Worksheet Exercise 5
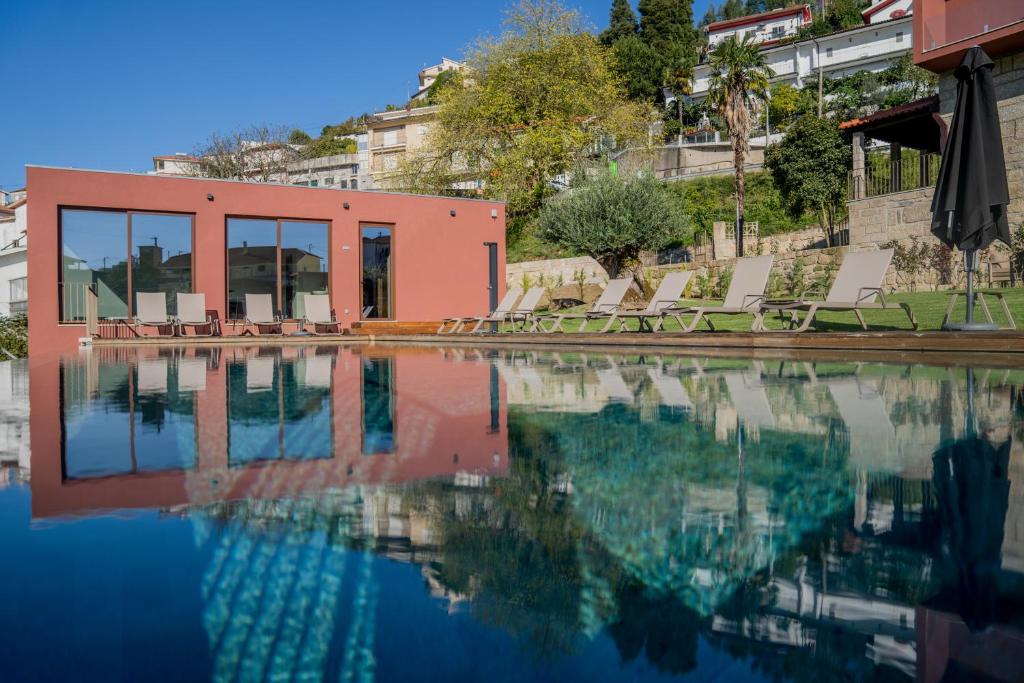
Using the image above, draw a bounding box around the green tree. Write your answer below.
[537,172,681,289]
[612,34,664,101]
[399,0,652,225]
[638,0,699,98]
[288,129,312,145]
[762,83,815,131]
[600,0,639,45]
[706,34,773,256]
[720,0,745,19]
[699,3,718,27]
[764,114,851,246]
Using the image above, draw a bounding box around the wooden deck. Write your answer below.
[89,328,1024,367]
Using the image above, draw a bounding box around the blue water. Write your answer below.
[0,346,1022,682]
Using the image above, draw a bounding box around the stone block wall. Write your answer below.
[506,256,607,289]
[848,187,936,246]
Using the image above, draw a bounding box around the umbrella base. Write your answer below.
[942,321,1000,331]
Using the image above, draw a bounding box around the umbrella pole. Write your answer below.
[966,249,976,326]
[945,249,999,330]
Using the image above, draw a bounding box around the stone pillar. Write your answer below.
[851,132,866,200]
[712,221,735,260]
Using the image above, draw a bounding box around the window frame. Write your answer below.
[57,206,196,323]
[224,215,332,321]
[358,222,396,321]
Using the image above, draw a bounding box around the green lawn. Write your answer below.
[501,289,1024,333]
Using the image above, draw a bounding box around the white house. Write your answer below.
[0,198,27,317]
[152,153,199,175]
[705,4,812,49]
[692,15,914,99]
[411,57,465,101]
[862,0,912,25]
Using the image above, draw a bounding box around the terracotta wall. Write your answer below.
[26,167,506,355]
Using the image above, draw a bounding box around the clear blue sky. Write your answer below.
[0,0,714,189]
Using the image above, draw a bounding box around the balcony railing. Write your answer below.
[850,153,941,200]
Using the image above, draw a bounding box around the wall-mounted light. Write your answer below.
[491,209,498,219]
[450,209,457,217]
[343,202,350,210]
[206,193,214,201]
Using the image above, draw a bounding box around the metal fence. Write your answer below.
[850,152,942,199]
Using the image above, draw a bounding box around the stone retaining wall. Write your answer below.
[506,256,607,288]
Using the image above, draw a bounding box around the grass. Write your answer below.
[500,289,1024,333]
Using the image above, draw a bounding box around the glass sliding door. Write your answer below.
[361,226,392,319]
[280,221,329,320]
[227,218,330,320]
[130,213,193,316]
[226,218,278,319]
[59,208,194,322]
[61,209,130,321]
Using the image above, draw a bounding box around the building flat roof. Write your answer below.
[24,165,505,205]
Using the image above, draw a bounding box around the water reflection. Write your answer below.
[8,348,1024,681]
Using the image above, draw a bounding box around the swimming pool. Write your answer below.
[1,345,1022,681]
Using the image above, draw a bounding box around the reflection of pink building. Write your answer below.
[29,346,508,519]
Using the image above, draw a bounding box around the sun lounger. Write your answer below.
[246,354,276,392]
[441,287,522,334]
[132,292,175,336]
[724,370,775,429]
[599,271,693,332]
[177,357,208,392]
[302,294,344,334]
[647,368,693,409]
[298,352,333,388]
[534,278,633,333]
[175,293,216,336]
[757,249,917,332]
[137,358,169,395]
[660,256,774,333]
[472,286,544,333]
[245,293,283,335]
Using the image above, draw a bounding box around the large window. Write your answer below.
[361,225,392,319]
[227,218,329,319]
[60,208,193,321]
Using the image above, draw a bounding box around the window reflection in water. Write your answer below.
[361,355,395,454]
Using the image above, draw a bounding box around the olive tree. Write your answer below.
[536,172,681,291]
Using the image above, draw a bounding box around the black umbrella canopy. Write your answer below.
[930,46,1011,251]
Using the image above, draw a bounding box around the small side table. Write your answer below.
[942,289,1016,330]
[757,300,802,331]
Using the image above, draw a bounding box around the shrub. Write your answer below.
[537,172,681,290]
[883,238,930,292]
[784,258,808,298]
[0,315,27,358]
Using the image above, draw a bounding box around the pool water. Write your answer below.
[1,345,1023,682]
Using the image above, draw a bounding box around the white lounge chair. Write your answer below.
[246,355,276,392]
[133,292,175,336]
[245,293,283,335]
[178,357,208,392]
[724,371,775,429]
[137,358,169,395]
[647,368,693,409]
[599,271,693,332]
[176,293,216,336]
[661,255,774,333]
[302,294,344,335]
[535,278,633,333]
[473,286,545,333]
[757,249,918,333]
[441,287,522,334]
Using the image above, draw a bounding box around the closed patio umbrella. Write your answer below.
[931,46,1011,330]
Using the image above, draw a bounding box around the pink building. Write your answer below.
[26,166,506,355]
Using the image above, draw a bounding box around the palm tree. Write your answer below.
[706,35,774,256]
